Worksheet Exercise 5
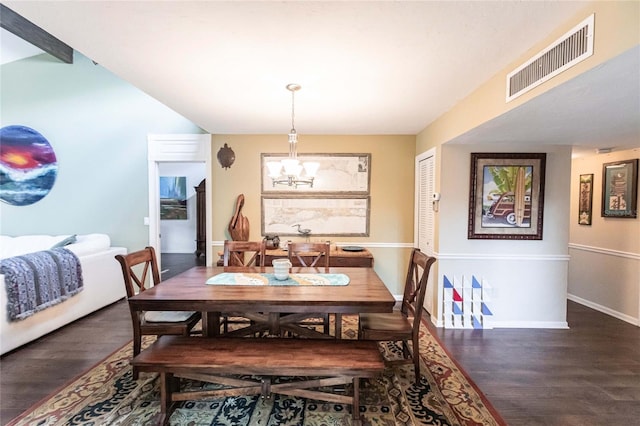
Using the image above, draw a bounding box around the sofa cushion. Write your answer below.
[66,234,111,257]
[1,235,73,259]
[51,234,77,249]
[0,234,112,259]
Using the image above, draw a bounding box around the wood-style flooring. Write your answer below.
[1,253,638,425]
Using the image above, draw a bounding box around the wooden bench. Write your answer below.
[132,336,385,425]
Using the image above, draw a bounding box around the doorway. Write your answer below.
[147,134,213,269]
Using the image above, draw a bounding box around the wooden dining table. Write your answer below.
[128,266,396,339]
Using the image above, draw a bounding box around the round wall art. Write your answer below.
[0,125,58,206]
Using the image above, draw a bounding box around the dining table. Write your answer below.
[128,265,396,339]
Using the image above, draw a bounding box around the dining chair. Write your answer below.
[358,248,436,382]
[223,240,266,267]
[221,240,266,333]
[287,241,332,335]
[115,246,201,379]
[287,241,330,268]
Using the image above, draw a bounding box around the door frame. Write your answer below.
[147,134,213,266]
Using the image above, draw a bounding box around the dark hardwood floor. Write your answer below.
[1,253,638,425]
[432,303,640,425]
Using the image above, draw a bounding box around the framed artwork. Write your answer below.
[0,125,58,206]
[261,195,370,236]
[578,174,594,225]
[261,153,370,194]
[601,159,638,218]
[159,176,187,220]
[468,153,546,240]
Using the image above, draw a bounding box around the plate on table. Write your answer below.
[341,246,364,252]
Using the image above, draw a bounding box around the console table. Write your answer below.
[217,247,373,268]
[264,247,373,268]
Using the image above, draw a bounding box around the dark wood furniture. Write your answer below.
[128,266,395,340]
[287,241,330,267]
[223,240,266,267]
[132,336,384,425]
[216,247,374,267]
[221,240,266,332]
[358,248,436,382]
[266,246,375,267]
[194,179,206,258]
[114,247,201,379]
[286,242,331,334]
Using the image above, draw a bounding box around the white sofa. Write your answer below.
[0,234,126,355]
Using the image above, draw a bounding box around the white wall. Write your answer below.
[436,144,572,328]
[158,162,206,253]
[568,147,640,326]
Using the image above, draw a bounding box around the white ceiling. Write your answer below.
[2,1,639,158]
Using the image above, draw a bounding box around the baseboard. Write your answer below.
[485,320,569,329]
[568,294,640,326]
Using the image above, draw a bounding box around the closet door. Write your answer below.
[415,148,436,314]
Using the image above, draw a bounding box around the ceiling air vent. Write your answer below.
[506,14,594,102]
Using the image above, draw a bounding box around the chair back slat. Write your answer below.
[223,240,266,267]
[287,242,330,269]
[115,246,161,298]
[400,248,437,331]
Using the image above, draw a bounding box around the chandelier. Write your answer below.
[266,84,320,188]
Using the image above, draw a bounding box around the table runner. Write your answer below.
[206,272,350,286]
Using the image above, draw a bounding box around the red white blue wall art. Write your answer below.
[0,125,58,206]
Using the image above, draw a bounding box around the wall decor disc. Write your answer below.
[0,125,58,206]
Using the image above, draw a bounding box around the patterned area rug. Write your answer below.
[7,316,505,425]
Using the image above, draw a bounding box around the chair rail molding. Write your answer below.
[568,243,640,260]
[436,252,570,261]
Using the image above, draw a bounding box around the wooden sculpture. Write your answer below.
[228,194,249,241]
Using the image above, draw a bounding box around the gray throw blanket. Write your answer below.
[1,248,84,321]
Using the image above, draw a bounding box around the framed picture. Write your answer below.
[261,195,370,236]
[159,176,187,220]
[261,153,370,194]
[468,153,546,240]
[601,159,638,218]
[578,174,594,225]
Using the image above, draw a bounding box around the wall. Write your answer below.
[413,1,638,327]
[568,148,640,326]
[210,134,416,296]
[158,162,206,253]
[435,144,572,328]
[0,53,202,252]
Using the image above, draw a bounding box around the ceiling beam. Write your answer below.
[0,4,73,64]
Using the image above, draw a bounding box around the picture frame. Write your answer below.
[578,174,594,225]
[159,176,188,220]
[261,153,370,194]
[601,159,638,218]
[261,195,370,236]
[468,153,546,240]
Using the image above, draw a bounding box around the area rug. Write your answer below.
[7,316,505,426]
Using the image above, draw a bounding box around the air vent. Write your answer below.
[506,14,594,102]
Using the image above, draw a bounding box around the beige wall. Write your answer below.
[210,134,416,295]
[569,148,640,325]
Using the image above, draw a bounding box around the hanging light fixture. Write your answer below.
[266,84,319,188]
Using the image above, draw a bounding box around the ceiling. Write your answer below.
[2,1,638,158]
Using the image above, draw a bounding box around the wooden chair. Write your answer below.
[222,240,266,332]
[358,248,436,382]
[287,242,332,335]
[287,241,330,268]
[115,246,201,379]
[223,240,266,267]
